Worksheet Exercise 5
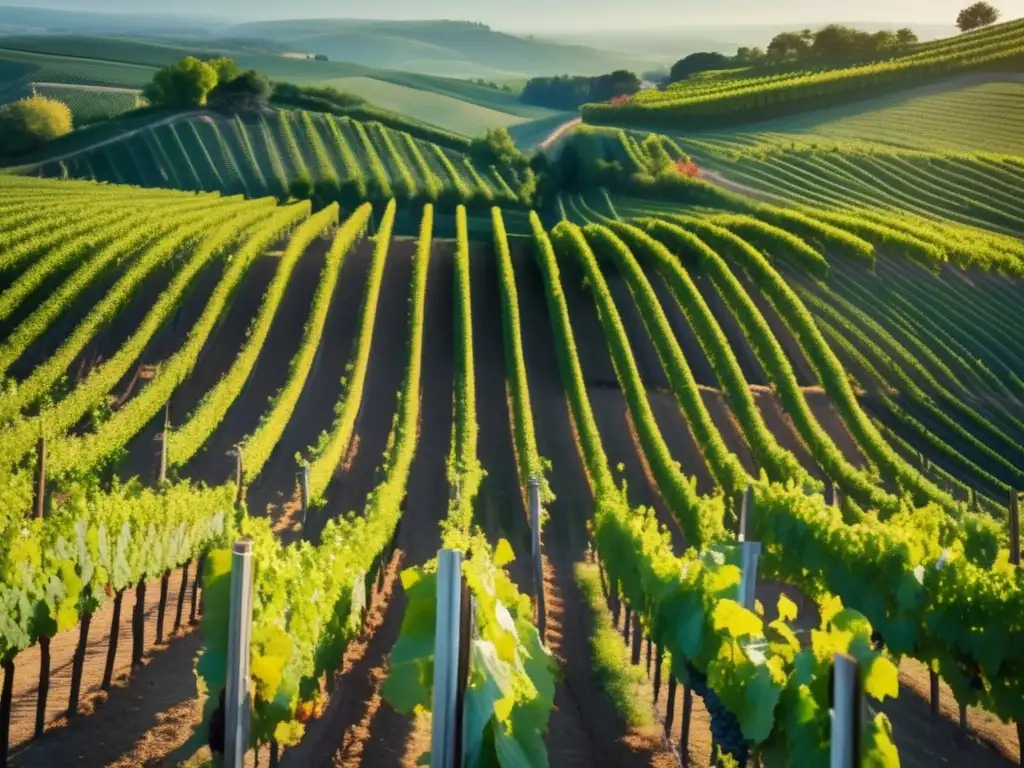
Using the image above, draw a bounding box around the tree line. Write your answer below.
[519,70,642,110]
[667,3,1002,83]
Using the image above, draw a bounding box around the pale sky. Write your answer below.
[6,0,1024,31]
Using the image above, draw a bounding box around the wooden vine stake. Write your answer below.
[0,659,13,767]
[33,435,45,520]
[1010,490,1021,568]
[155,403,169,487]
[431,549,470,768]
[225,540,255,768]
[34,637,50,737]
[299,463,311,532]
[101,591,124,691]
[830,653,863,768]
[67,615,91,717]
[528,477,546,640]
[132,580,147,667]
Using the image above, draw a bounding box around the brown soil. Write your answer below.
[699,388,757,475]
[693,271,767,387]
[751,387,822,479]
[647,270,718,388]
[470,240,533,590]
[246,238,376,526]
[176,238,330,491]
[303,239,417,544]
[512,239,678,767]
[5,254,134,382]
[3,565,203,767]
[324,238,456,767]
[741,273,818,387]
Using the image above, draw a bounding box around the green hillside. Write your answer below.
[17,110,529,210]
[583,17,1024,129]
[0,36,568,136]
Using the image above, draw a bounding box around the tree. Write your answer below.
[0,95,73,154]
[206,57,241,84]
[668,52,730,82]
[896,28,919,47]
[957,2,1000,31]
[734,46,766,64]
[767,30,812,61]
[146,57,218,107]
[469,127,525,169]
[208,70,271,113]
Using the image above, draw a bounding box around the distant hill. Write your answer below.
[0,9,662,79]
[221,19,661,79]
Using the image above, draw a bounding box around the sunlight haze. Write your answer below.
[6,0,1023,30]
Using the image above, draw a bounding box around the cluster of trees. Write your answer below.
[520,70,641,109]
[468,77,514,92]
[668,4,1002,83]
[669,24,920,81]
[0,94,73,154]
[146,57,271,112]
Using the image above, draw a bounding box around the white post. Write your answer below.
[225,540,255,768]
[431,549,463,768]
[830,653,861,768]
[529,477,546,639]
[738,541,762,612]
[738,484,753,541]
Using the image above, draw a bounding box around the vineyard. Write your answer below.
[0,157,1021,768]
[582,18,1024,129]
[13,110,529,210]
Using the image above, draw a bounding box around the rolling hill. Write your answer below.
[584,17,1024,129]
[0,35,571,136]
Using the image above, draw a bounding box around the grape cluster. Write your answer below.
[688,664,749,766]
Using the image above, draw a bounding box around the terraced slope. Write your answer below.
[0,176,1022,767]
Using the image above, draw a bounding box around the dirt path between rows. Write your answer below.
[512,238,679,767]
[3,565,203,766]
[470,239,534,590]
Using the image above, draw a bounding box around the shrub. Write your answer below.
[0,95,73,154]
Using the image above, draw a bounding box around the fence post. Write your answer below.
[67,614,91,717]
[431,549,464,768]
[33,436,45,520]
[299,464,311,532]
[1,659,13,767]
[225,540,255,768]
[231,446,245,508]
[528,477,546,640]
[680,685,693,767]
[156,404,169,486]
[830,653,862,768]
[827,478,840,508]
[101,591,124,691]
[174,561,190,633]
[34,636,50,737]
[156,571,171,645]
[737,484,761,612]
[1010,491,1020,567]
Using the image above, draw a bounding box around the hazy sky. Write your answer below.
[11,0,1024,30]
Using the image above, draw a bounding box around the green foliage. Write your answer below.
[240,205,370,482]
[383,538,556,767]
[305,201,397,503]
[492,208,553,509]
[609,221,812,489]
[146,57,218,107]
[1,480,235,661]
[0,94,73,153]
[958,2,1001,32]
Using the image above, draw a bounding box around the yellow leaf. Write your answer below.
[494,539,515,568]
[777,593,798,623]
